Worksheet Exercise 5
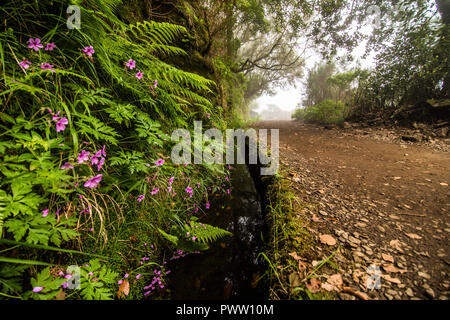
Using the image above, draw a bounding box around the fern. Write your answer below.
[75,114,119,145]
[185,219,232,244]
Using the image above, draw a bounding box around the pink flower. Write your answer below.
[101,145,106,157]
[60,162,74,169]
[151,188,159,195]
[78,150,90,164]
[206,114,211,118]
[135,71,143,80]
[83,46,95,57]
[185,187,193,194]
[40,62,55,73]
[52,111,61,121]
[19,58,31,69]
[28,38,43,51]
[136,274,142,280]
[124,273,129,278]
[88,272,94,276]
[154,158,165,166]
[118,280,123,285]
[137,194,145,202]
[55,117,68,132]
[84,174,103,189]
[168,176,174,185]
[125,59,136,70]
[154,80,158,88]
[32,286,44,293]
[206,201,210,209]
[97,157,105,171]
[192,236,197,241]
[42,209,49,217]
[45,42,56,51]
[167,186,172,192]
[226,189,231,195]
[91,155,99,166]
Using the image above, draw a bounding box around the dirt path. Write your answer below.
[253,120,450,300]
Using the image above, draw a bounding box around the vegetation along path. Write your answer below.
[254,120,450,300]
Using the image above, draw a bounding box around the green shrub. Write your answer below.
[292,100,346,125]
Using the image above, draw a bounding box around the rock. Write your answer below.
[438,127,449,137]
[425,288,436,299]
[377,225,386,232]
[405,288,414,297]
[418,271,431,280]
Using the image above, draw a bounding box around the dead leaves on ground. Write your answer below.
[321,274,343,292]
[381,253,395,263]
[117,279,130,299]
[319,234,336,246]
[305,278,321,293]
[406,233,422,240]
[382,263,407,274]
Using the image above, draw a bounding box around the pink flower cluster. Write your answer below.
[48,109,68,132]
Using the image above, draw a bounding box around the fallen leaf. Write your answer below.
[389,239,403,252]
[322,274,343,292]
[289,273,301,288]
[321,282,334,291]
[440,182,448,186]
[55,290,65,300]
[312,214,321,222]
[382,274,401,284]
[352,270,364,283]
[288,252,301,261]
[298,260,308,273]
[306,278,321,293]
[319,234,337,246]
[327,274,343,288]
[406,233,422,239]
[117,279,130,299]
[382,264,407,274]
[381,253,395,263]
[393,177,401,180]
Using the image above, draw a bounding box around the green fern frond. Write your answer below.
[185,221,232,243]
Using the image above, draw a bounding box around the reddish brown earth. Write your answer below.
[253,120,450,300]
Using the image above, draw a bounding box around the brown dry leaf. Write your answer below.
[381,253,395,263]
[298,260,308,273]
[352,270,364,283]
[306,278,321,293]
[288,252,301,261]
[321,282,334,291]
[322,274,343,292]
[312,214,321,222]
[389,239,403,252]
[319,234,337,246]
[289,273,301,288]
[328,274,343,287]
[55,290,65,300]
[406,233,422,240]
[382,274,401,284]
[382,264,407,274]
[117,279,130,299]
[440,182,448,186]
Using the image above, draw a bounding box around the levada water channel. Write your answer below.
[167,163,269,300]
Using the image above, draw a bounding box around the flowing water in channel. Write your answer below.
[168,164,267,299]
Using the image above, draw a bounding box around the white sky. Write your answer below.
[255,25,376,113]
